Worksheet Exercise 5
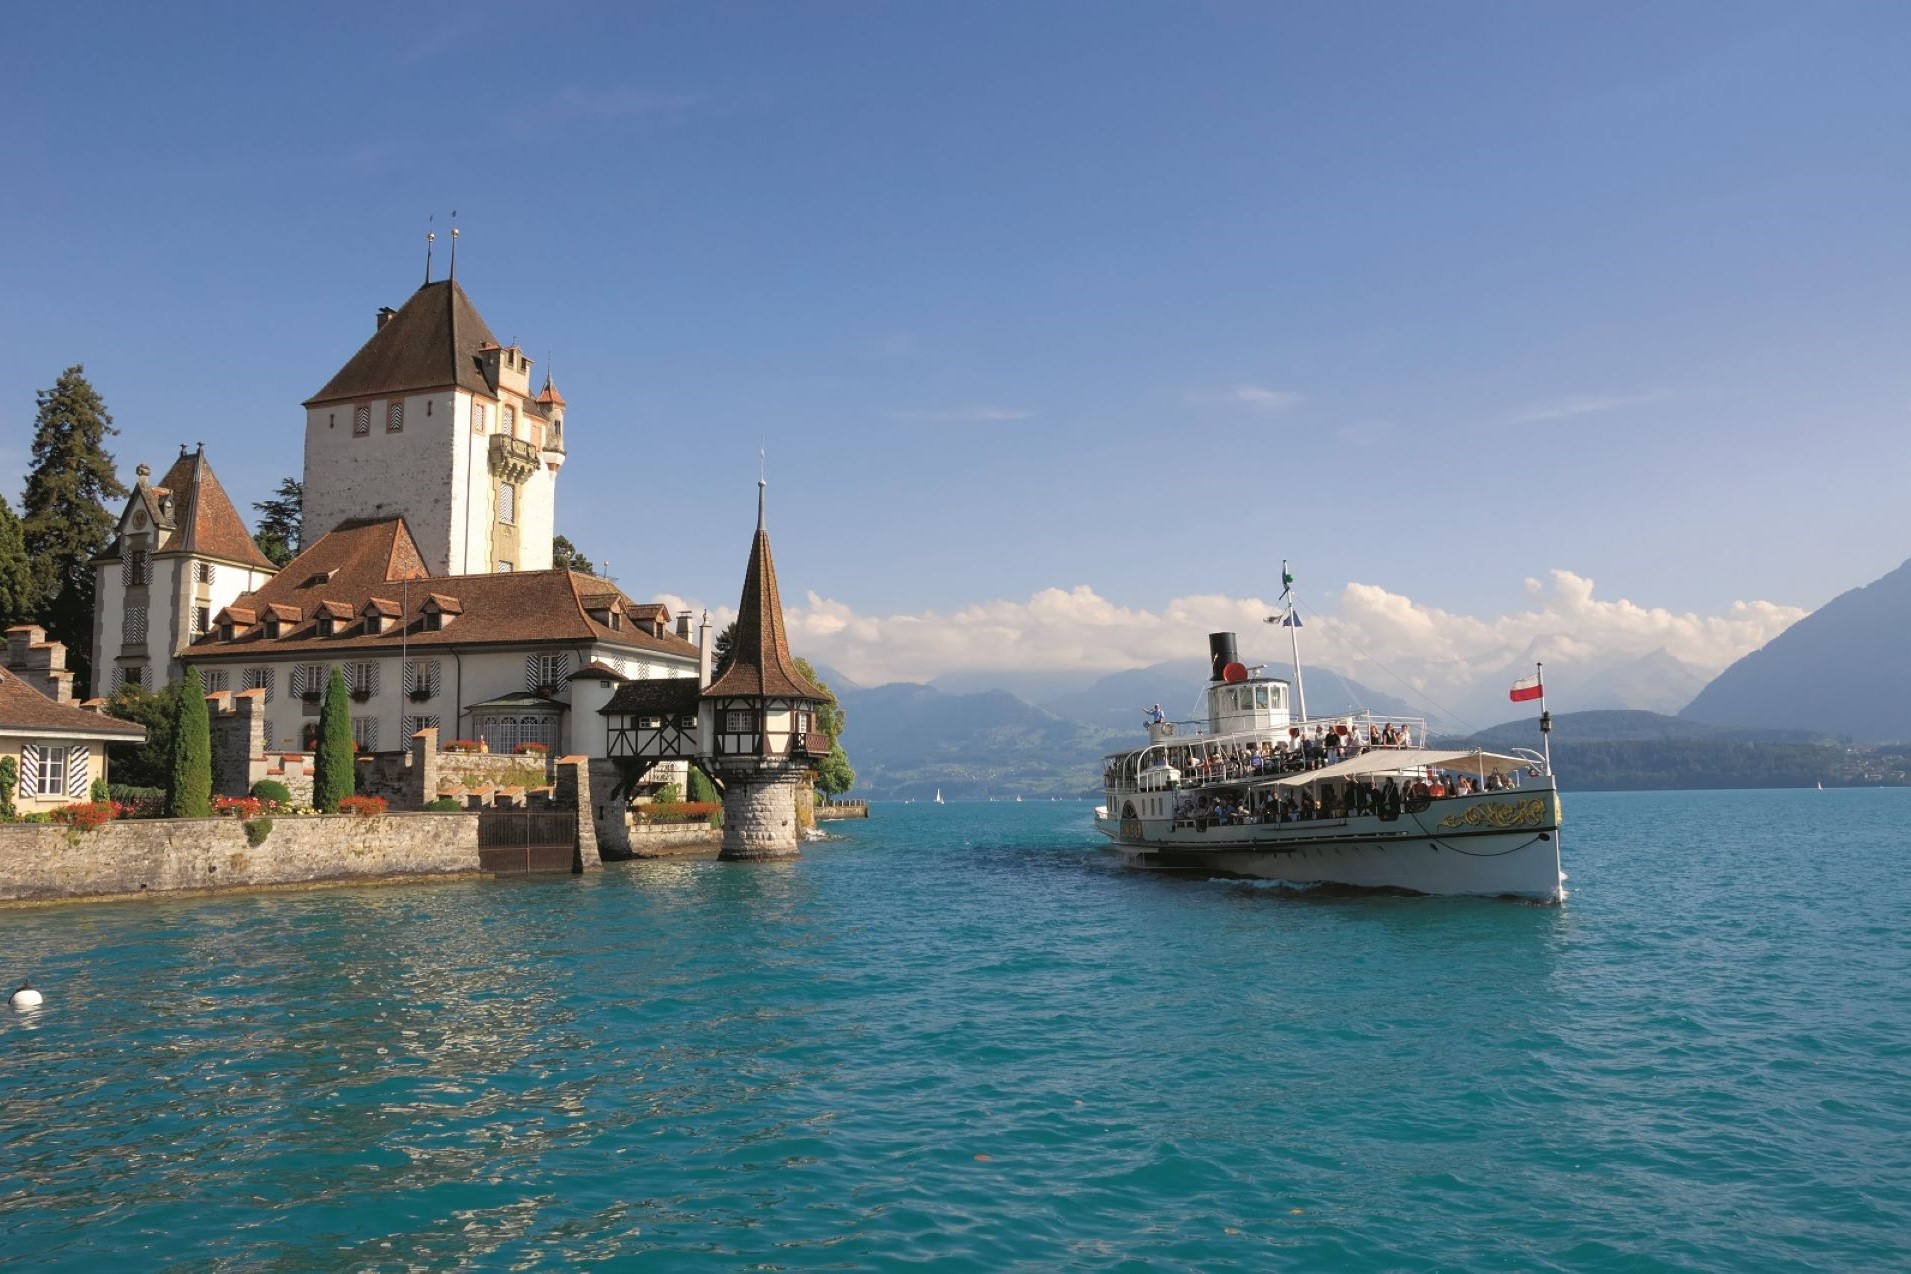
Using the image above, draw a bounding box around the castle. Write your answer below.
[92,276,703,766]
[88,267,831,855]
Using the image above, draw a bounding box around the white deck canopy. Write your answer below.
[1246,747,1538,789]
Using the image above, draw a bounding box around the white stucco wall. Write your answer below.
[189,642,695,758]
[303,391,458,573]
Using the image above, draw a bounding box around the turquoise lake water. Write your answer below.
[4,791,1910,1269]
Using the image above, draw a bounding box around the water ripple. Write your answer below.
[3,792,1909,1268]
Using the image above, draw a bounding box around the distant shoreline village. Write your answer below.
[3,259,838,904]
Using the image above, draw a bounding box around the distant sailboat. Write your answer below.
[934,789,945,805]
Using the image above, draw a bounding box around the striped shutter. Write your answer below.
[17,744,36,799]
[524,655,540,692]
[67,745,90,799]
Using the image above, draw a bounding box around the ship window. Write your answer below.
[1256,687,1269,709]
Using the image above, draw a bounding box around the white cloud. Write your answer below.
[1508,391,1668,425]
[773,573,1806,718]
[887,406,1036,424]
[1191,384,1302,412]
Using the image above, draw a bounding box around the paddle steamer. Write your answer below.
[1093,631,1562,901]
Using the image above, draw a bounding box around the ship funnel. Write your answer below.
[1208,632,1238,683]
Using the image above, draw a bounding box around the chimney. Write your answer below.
[698,611,713,689]
[676,613,693,640]
[4,624,75,704]
[1208,632,1238,683]
[376,306,397,331]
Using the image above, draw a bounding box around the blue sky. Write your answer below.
[2,3,1906,691]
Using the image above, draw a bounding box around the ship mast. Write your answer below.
[1282,561,1308,721]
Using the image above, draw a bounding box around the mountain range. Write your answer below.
[815,553,1911,795]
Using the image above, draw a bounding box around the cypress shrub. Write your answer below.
[167,668,212,818]
[312,667,355,813]
[688,767,723,829]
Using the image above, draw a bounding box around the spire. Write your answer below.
[703,488,825,702]
[536,369,566,407]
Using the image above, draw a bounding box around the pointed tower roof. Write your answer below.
[151,447,277,570]
[305,279,501,406]
[703,483,827,702]
[536,371,566,408]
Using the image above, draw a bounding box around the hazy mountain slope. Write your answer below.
[1682,557,1911,741]
[832,682,1125,799]
[1038,659,1421,729]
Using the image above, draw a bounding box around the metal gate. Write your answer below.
[477,811,578,875]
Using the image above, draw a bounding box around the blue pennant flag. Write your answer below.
[1282,610,1303,628]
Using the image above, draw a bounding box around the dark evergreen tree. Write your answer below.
[167,668,212,818]
[712,620,737,679]
[104,680,180,790]
[312,666,355,812]
[251,477,303,568]
[0,493,34,630]
[551,534,595,575]
[21,366,126,693]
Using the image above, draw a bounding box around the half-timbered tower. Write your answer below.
[700,484,830,858]
[600,485,828,858]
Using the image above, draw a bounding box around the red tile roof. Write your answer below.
[185,519,700,661]
[0,668,146,738]
[151,449,278,570]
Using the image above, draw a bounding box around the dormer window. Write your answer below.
[420,594,461,631]
[264,618,282,640]
[608,610,622,631]
[218,620,236,641]
[317,614,337,637]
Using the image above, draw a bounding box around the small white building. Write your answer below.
[91,447,279,694]
[3,625,146,813]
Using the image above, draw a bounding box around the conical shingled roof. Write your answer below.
[305,279,501,406]
[703,490,826,702]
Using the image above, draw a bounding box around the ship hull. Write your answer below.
[1095,788,1564,902]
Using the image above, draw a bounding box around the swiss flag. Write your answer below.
[1509,674,1544,703]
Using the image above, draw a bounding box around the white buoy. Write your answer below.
[10,981,43,1009]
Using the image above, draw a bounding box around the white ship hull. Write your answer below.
[1094,784,1563,902]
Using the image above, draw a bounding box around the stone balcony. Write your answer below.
[488,435,541,483]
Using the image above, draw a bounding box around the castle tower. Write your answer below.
[93,446,278,693]
[300,279,566,577]
[701,483,829,860]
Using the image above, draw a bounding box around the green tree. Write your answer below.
[712,620,737,679]
[552,534,595,575]
[104,679,181,790]
[312,666,355,812]
[814,741,856,797]
[793,656,854,796]
[0,493,34,630]
[167,667,212,817]
[252,476,303,567]
[687,766,723,828]
[21,366,126,693]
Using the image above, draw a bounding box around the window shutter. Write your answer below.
[524,655,540,691]
[66,745,90,799]
[18,744,37,799]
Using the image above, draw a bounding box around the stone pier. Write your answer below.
[718,759,805,860]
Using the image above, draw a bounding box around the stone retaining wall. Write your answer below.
[625,823,722,858]
[0,812,487,904]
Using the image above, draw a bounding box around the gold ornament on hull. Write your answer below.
[1436,798,1549,831]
